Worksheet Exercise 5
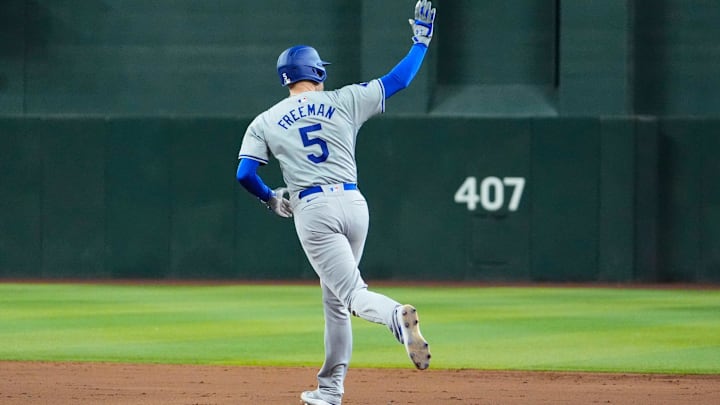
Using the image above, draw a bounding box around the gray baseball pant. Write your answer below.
[291,187,400,403]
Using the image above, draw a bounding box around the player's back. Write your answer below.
[250,80,384,194]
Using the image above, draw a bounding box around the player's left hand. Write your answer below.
[266,187,293,218]
[409,0,436,46]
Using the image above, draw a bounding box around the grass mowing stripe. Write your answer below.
[0,284,718,373]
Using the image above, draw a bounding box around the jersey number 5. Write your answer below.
[299,124,329,164]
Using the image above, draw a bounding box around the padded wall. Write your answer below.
[635,0,720,115]
[3,117,715,282]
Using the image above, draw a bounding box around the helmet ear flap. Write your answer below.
[313,68,326,81]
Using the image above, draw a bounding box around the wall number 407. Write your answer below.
[454,177,526,212]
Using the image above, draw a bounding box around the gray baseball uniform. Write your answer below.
[239,79,383,194]
[238,79,401,401]
[237,3,435,403]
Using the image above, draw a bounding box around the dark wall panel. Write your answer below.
[438,0,556,85]
[635,0,720,115]
[598,119,635,281]
[560,0,631,115]
[431,0,557,117]
[530,119,601,281]
[36,118,107,278]
[0,0,25,114]
[701,128,720,282]
[659,120,720,282]
[0,119,41,277]
[168,119,237,279]
[105,119,171,278]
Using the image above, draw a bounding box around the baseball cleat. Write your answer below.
[300,390,336,405]
[396,304,431,370]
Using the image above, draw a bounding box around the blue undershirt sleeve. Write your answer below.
[236,158,273,202]
[380,43,428,99]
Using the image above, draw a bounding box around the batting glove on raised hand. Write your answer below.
[409,0,436,46]
[265,187,293,218]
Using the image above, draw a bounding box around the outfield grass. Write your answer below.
[0,283,718,374]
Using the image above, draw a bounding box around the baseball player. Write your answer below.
[236,1,436,404]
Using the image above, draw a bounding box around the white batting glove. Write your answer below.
[265,187,293,218]
[408,0,436,46]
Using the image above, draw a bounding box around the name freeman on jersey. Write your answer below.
[277,103,336,130]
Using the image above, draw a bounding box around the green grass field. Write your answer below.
[1,283,718,374]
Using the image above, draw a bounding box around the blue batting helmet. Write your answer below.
[276,45,331,86]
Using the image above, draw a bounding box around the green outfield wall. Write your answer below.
[1,1,720,282]
[2,1,720,117]
[0,117,718,282]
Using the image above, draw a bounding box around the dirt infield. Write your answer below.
[1,362,719,404]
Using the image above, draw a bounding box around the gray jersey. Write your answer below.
[238,79,385,194]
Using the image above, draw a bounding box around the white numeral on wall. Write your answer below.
[454,177,526,212]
